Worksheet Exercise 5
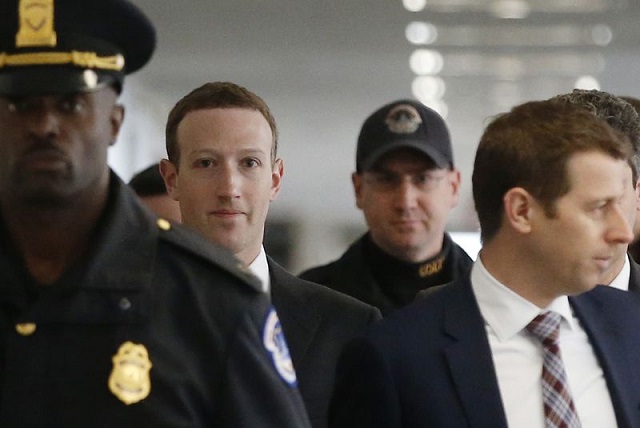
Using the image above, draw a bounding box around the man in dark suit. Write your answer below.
[329,100,640,427]
[160,81,382,428]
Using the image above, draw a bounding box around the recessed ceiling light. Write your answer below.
[490,0,531,19]
[403,0,427,12]
[406,22,438,45]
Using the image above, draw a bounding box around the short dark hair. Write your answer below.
[165,81,277,167]
[550,89,640,182]
[620,96,640,118]
[128,163,167,196]
[473,100,634,243]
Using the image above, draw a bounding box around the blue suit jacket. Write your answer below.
[329,277,640,428]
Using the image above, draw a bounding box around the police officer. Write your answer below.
[299,100,473,315]
[0,1,310,426]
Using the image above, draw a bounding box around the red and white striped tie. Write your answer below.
[526,311,581,428]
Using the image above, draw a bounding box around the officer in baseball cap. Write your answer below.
[300,99,473,315]
[0,1,311,426]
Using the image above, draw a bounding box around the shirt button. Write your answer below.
[119,297,132,311]
[15,323,36,336]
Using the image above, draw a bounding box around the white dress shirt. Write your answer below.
[608,254,630,291]
[248,246,270,293]
[471,259,618,428]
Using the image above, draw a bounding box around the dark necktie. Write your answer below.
[526,311,581,428]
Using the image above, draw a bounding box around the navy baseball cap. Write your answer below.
[0,0,156,96]
[356,99,454,172]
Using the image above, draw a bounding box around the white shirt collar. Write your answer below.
[471,257,577,343]
[248,246,270,293]
[608,254,630,291]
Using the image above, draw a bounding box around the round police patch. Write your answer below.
[262,307,297,386]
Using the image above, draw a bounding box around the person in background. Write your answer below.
[299,100,472,315]
[618,95,640,263]
[551,89,640,296]
[0,0,310,426]
[329,100,640,428]
[129,162,182,222]
[160,81,381,428]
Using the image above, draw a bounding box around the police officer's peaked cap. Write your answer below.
[0,0,156,96]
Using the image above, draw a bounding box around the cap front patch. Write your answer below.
[385,104,422,134]
[16,0,57,47]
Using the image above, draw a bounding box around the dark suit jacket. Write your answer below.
[329,277,640,428]
[628,255,640,296]
[269,257,382,428]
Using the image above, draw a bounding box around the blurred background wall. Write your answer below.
[111,0,640,272]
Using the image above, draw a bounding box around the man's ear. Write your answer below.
[109,104,125,147]
[352,172,364,210]
[448,168,462,208]
[159,159,179,201]
[503,187,535,235]
[270,158,284,202]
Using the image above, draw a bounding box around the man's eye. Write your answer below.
[414,174,429,184]
[377,173,396,184]
[6,99,33,112]
[197,159,214,168]
[243,158,260,168]
[60,98,83,113]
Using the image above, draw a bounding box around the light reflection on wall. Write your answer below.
[401,0,616,115]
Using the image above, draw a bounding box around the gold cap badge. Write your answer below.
[16,0,57,48]
[108,341,152,405]
[384,104,423,135]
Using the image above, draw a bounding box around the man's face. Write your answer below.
[352,148,461,262]
[0,88,122,207]
[139,194,182,223]
[161,107,282,265]
[599,165,638,284]
[529,151,634,302]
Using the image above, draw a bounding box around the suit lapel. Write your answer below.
[443,280,509,428]
[268,258,320,366]
[570,287,640,428]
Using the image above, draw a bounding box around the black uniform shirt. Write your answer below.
[366,233,465,308]
[299,232,473,316]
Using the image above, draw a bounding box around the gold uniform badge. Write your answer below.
[16,0,57,47]
[419,256,445,277]
[108,341,152,405]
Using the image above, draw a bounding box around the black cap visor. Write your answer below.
[0,67,122,96]
[359,139,452,172]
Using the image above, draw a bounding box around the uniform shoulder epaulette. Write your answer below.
[153,218,262,292]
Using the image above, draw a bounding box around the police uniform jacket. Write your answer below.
[299,232,473,315]
[0,172,311,428]
[269,258,381,428]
